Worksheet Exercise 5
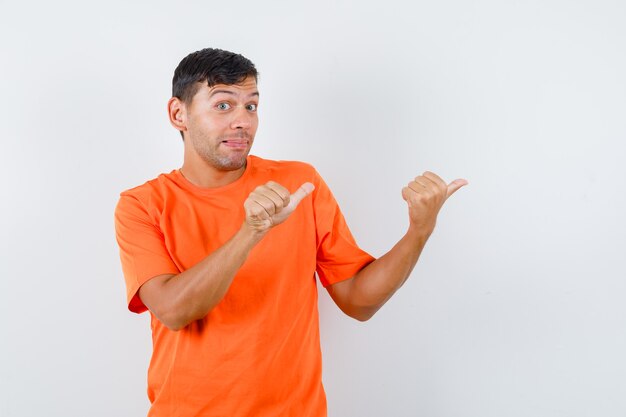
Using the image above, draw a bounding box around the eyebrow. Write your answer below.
[208,89,259,99]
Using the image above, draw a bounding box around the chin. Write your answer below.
[209,154,248,171]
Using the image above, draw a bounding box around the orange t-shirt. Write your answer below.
[115,156,374,417]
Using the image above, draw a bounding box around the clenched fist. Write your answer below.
[402,171,467,236]
[244,181,315,233]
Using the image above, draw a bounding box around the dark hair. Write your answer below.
[172,48,258,104]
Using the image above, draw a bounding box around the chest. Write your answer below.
[156,192,318,317]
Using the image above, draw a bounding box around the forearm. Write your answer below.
[145,225,265,330]
[327,171,466,322]
[330,227,430,321]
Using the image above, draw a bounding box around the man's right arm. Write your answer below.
[136,181,315,331]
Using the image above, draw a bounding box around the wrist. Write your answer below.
[406,224,432,243]
[238,222,268,246]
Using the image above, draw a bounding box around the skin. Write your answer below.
[138,76,467,330]
[170,76,260,187]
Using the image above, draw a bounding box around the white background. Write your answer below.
[1,0,625,416]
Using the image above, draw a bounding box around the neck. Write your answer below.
[180,158,248,189]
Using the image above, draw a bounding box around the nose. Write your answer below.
[229,106,255,130]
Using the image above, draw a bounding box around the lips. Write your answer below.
[221,139,249,149]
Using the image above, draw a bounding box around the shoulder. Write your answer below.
[116,171,179,216]
[121,170,179,197]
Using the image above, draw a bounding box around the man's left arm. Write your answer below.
[327,171,467,321]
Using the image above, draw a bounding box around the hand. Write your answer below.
[244,181,315,234]
[401,171,467,236]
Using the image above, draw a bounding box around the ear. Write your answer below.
[167,97,187,134]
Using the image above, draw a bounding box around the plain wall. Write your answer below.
[1,0,625,416]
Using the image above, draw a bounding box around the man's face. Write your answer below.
[183,76,259,172]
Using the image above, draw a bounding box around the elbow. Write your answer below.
[163,320,186,332]
[154,308,199,331]
[345,306,379,322]
[154,301,217,331]
[352,313,373,322]
[156,312,187,331]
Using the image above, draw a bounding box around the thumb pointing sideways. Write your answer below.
[446,179,469,199]
[287,182,315,210]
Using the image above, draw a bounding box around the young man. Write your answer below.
[115,48,467,417]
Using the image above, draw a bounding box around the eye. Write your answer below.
[246,104,258,112]
[216,102,231,110]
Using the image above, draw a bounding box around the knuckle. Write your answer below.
[244,198,255,209]
[279,190,290,201]
[276,189,289,202]
[249,205,264,216]
[263,201,276,213]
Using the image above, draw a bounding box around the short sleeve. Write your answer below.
[312,171,375,287]
[114,193,180,313]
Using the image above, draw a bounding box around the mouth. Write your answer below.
[221,139,250,149]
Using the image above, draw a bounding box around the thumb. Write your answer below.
[288,182,315,209]
[446,179,468,199]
